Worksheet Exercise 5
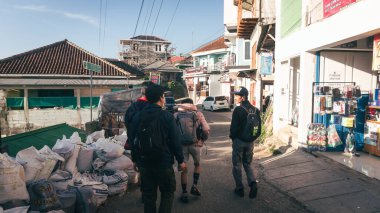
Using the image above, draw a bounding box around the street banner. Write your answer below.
[323,0,356,18]
[150,72,160,85]
[373,34,380,71]
[260,53,273,76]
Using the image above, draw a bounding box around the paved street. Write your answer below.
[98,109,310,213]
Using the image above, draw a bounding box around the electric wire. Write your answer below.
[151,0,164,35]
[102,0,108,50]
[164,0,180,38]
[133,0,146,37]
[98,0,103,52]
[145,0,157,35]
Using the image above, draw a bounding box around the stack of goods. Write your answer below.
[306,123,327,151]
[0,130,136,213]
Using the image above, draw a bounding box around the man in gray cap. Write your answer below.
[229,86,261,198]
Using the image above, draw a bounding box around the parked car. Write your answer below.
[202,96,230,111]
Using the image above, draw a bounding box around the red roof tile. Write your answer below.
[192,37,228,54]
[0,39,133,77]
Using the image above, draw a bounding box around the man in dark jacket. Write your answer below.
[230,86,261,199]
[130,83,186,213]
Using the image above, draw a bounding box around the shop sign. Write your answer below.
[323,0,356,18]
[327,71,342,81]
[150,72,160,85]
[260,53,273,76]
[372,34,380,71]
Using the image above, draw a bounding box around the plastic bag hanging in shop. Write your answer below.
[327,125,343,148]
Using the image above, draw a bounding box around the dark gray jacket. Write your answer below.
[130,103,184,168]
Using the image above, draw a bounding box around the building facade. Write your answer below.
[274,0,380,147]
[184,37,229,104]
[0,40,144,135]
[119,35,173,68]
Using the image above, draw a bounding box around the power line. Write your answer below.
[164,0,180,38]
[102,0,108,50]
[133,0,145,38]
[151,0,164,35]
[182,27,225,54]
[98,0,103,52]
[145,0,157,35]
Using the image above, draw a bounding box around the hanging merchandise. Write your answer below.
[353,86,361,98]
[343,85,354,98]
[332,88,342,98]
[326,96,333,114]
[314,96,321,114]
[320,96,326,115]
[333,101,340,114]
[339,101,346,115]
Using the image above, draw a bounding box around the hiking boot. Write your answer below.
[180,193,189,203]
[234,188,244,197]
[249,184,258,199]
[190,185,201,196]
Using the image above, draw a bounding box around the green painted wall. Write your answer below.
[281,0,302,38]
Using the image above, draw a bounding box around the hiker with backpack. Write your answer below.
[174,99,209,203]
[129,83,186,213]
[230,86,261,199]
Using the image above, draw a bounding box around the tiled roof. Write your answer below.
[192,37,228,54]
[0,39,132,77]
[104,58,144,77]
[131,35,168,42]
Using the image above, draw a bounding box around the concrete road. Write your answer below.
[98,109,310,213]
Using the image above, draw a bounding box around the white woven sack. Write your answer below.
[0,153,29,204]
[83,184,108,207]
[93,138,124,161]
[102,170,128,185]
[64,145,80,175]
[3,206,30,213]
[49,170,73,191]
[16,146,46,182]
[36,146,65,180]
[103,155,133,171]
[52,136,75,160]
[76,147,94,173]
[108,181,128,196]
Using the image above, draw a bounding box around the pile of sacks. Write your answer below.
[0,130,138,213]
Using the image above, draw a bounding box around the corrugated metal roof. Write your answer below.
[0,77,144,87]
[2,123,86,157]
[143,61,182,73]
[0,39,133,77]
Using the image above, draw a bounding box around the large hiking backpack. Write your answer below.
[241,105,261,142]
[174,111,198,145]
[135,110,166,163]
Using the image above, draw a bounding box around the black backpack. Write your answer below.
[240,105,261,142]
[135,110,166,163]
[174,111,198,145]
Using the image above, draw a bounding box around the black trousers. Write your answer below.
[139,166,176,213]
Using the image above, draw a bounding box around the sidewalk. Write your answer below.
[259,148,380,212]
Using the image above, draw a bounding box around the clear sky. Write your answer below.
[0,0,224,60]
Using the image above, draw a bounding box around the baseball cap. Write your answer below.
[233,86,249,96]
